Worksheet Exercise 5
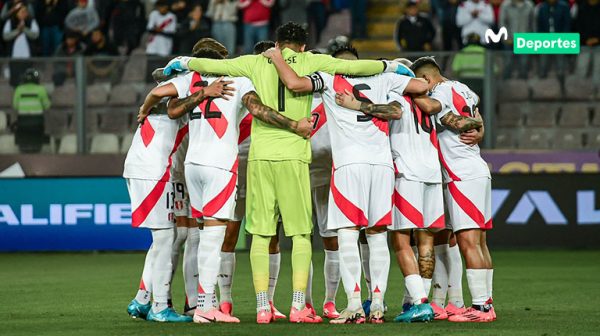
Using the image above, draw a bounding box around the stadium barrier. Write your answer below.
[1,174,598,252]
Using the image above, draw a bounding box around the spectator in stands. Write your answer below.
[65,0,100,41]
[307,0,327,45]
[574,0,600,80]
[442,0,462,50]
[52,30,84,85]
[394,0,436,51]
[171,0,191,22]
[107,0,146,55]
[239,0,274,54]
[12,68,50,153]
[146,0,177,57]
[206,0,238,56]
[452,33,485,106]
[536,0,570,78]
[350,0,367,39]
[177,4,211,54]
[3,2,39,86]
[456,0,494,44]
[34,0,69,56]
[85,28,119,83]
[0,0,34,22]
[280,0,308,28]
[500,0,534,79]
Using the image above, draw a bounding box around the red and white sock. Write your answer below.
[466,269,488,306]
[366,231,390,310]
[486,269,494,303]
[218,251,236,304]
[359,241,371,300]
[323,249,340,304]
[197,226,226,311]
[338,229,362,310]
[432,244,449,307]
[134,244,154,304]
[447,244,465,307]
[183,227,199,308]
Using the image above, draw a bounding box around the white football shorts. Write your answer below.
[444,177,493,232]
[185,163,238,221]
[392,178,445,231]
[127,178,175,229]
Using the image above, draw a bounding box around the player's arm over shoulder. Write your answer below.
[413,82,451,115]
[308,53,385,77]
[188,55,257,78]
[241,90,313,138]
[439,108,483,133]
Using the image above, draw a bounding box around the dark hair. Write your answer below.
[253,40,275,55]
[275,22,308,46]
[192,47,225,59]
[155,0,169,7]
[410,56,442,73]
[192,38,228,58]
[308,49,323,54]
[331,45,359,59]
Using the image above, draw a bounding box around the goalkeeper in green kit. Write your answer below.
[163,22,415,324]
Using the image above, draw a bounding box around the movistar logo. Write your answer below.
[485,27,508,44]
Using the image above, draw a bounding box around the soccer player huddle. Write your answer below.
[122,22,495,325]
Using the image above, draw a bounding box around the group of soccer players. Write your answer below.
[123,21,495,325]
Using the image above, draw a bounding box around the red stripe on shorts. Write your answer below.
[131,172,169,227]
[330,167,369,226]
[393,190,424,228]
[191,206,203,219]
[447,181,485,228]
[202,161,238,217]
[374,210,392,226]
[430,214,445,229]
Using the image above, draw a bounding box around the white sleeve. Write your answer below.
[456,4,473,28]
[430,85,453,123]
[237,77,255,98]
[479,4,495,26]
[164,14,177,33]
[386,73,410,96]
[165,73,192,99]
[318,72,333,95]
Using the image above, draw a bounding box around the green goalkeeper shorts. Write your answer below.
[245,160,313,237]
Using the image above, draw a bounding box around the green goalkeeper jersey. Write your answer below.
[187,48,385,163]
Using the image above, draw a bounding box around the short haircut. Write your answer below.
[192,47,225,60]
[331,45,359,59]
[192,38,228,58]
[410,56,442,74]
[253,40,275,55]
[276,22,308,46]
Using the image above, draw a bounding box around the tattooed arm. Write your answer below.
[335,89,403,120]
[166,77,235,119]
[439,112,483,132]
[242,91,314,138]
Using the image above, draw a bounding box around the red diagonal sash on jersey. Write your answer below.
[140,119,155,147]
[131,125,189,227]
[393,190,424,228]
[238,113,252,144]
[333,75,389,135]
[311,102,327,136]
[447,181,485,228]
[148,17,173,43]
[452,87,471,117]
[190,72,228,138]
[203,159,238,217]
[330,165,368,226]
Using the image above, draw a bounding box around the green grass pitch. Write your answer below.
[1,250,599,336]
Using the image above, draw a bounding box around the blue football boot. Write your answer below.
[146,307,193,322]
[362,299,372,316]
[394,303,434,323]
[127,299,151,319]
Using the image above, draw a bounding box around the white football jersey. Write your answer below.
[430,80,490,182]
[170,114,189,183]
[389,92,442,183]
[170,72,255,172]
[123,98,189,181]
[309,93,332,187]
[318,72,411,169]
